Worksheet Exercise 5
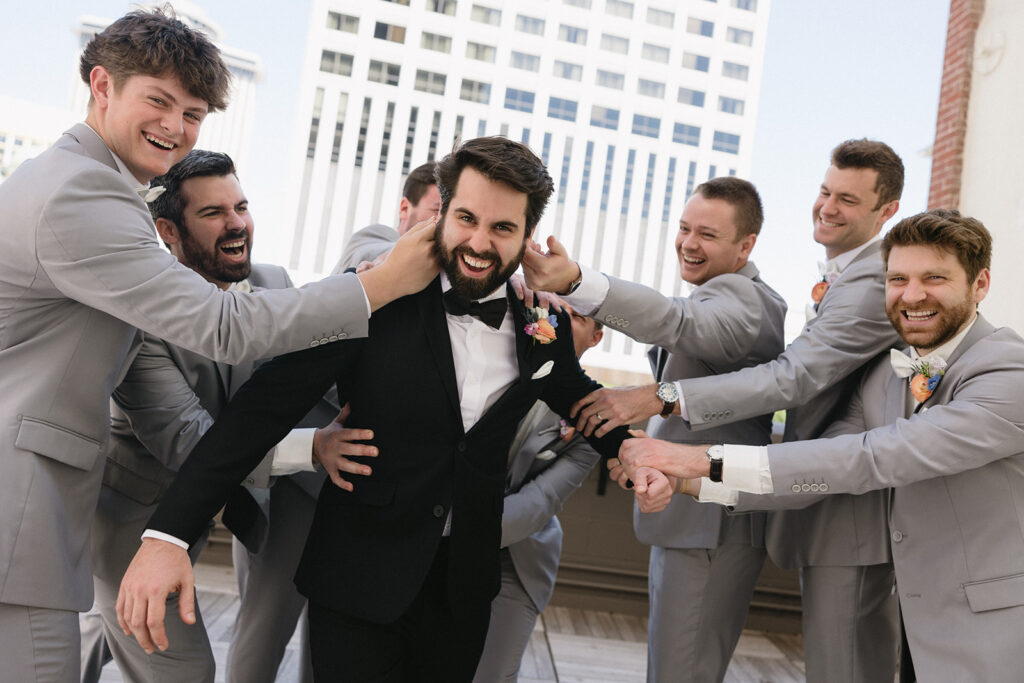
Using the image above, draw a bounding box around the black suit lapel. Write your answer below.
[508,285,537,382]
[420,278,462,424]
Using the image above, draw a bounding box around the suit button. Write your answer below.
[891,530,904,543]
[339,332,348,339]
[809,483,820,492]
[433,505,445,518]
[457,441,467,453]
[791,484,801,493]
[328,335,339,342]
[244,477,255,485]
[800,483,811,492]
[319,337,329,344]
[819,483,828,492]
[724,410,732,417]
[309,339,320,347]
[703,413,711,420]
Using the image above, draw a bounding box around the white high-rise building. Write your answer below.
[286,0,769,374]
[72,1,262,174]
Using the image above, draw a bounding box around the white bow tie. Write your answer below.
[136,186,166,203]
[817,260,840,282]
[889,349,945,378]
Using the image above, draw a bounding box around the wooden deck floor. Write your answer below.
[97,563,806,682]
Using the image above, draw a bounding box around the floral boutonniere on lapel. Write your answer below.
[908,357,947,403]
[559,419,576,441]
[523,306,558,345]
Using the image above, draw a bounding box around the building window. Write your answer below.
[596,69,625,89]
[673,123,700,146]
[421,32,452,53]
[378,102,395,171]
[382,0,409,4]
[590,105,619,130]
[637,79,665,98]
[466,42,496,62]
[504,88,535,113]
[686,17,714,37]
[414,69,446,95]
[553,60,582,80]
[719,96,745,115]
[368,60,400,86]
[326,11,358,33]
[642,43,670,63]
[471,4,501,25]
[563,0,591,7]
[682,52,710,72]
[320,50,353,76]
[678,87,705,107]
[510,51,540,71]
[559,24,588,44]
[579,140,594,207]
[732,0,758,10]
[606,0,633,18]
[727,27,754,46]
[515,15,545,35]
[632,114,660,138]
[460,79,491,104]
[402,106,418,174]
[306,88,323,159]
[373,21,406,43]
[647,7,674,27]
[601,34,629,54]
[426,0,456,15]
[548,97,578,122]
[722,61,750,80]
[713,131,741,154]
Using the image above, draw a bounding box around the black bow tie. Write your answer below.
[442,290,508,329]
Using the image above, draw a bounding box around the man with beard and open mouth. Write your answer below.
[80,150,365,683]
[616,209,1024,682]
[117,136,646,682]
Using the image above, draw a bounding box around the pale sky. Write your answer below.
[0,0,951,335]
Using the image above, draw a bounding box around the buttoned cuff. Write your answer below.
[723,444,774,493]
[563,264,609,316]
[270,428,317,475]
[141,529,189,550]
[698,479,739,505]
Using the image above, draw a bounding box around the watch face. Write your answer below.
[656,382,678,403]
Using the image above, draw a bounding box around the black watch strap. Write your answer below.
[707,445,724,483]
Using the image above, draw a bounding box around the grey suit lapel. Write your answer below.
[66,123,119,174]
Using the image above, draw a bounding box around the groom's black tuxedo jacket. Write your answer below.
[149,277,628,623]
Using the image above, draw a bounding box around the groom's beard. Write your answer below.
[433,219,525,300]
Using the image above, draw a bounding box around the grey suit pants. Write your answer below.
[227,477,316,683]
[799,563,899,683]
[0,602,80,683]
[88,485,215,683]
[645,524,765,683]
[472,550,540,682]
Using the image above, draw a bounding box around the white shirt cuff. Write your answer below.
[141,529,189,550]
[722,444,774,494]
[675,381,689,421]
[269,428,317,475]
[563,264,609,316]
[698,479,739,505]
[355,275,372,317]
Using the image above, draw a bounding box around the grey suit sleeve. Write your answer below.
[682,262,898,428]
[332,225,400,274]
[112,335,214,472]
[36,168,368,364]
[597,274,768,365]
[769,335,1024,495]
[501,438,601,548]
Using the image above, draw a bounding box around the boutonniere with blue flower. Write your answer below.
[908,357,946,403]
[523,306,558,344]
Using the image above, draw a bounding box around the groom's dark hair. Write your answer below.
[80,7,231,112]
[149,150,237,246]
[434,137,553,233]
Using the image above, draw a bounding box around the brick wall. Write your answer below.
[928,0,985,209]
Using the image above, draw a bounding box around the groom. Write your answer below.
[117,137,636,681]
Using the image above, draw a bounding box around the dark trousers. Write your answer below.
[308,539,492,682]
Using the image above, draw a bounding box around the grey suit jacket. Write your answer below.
[332,224,399,275]
[746,316,1024,682]
[593,264,786,548]
[680,243,900,567]
[502,402,600,612]
[0,124,367,611]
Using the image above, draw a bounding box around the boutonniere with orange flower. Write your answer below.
[524,306,558,344]
[811,271,840,304]
[559,419,576,441]
[908,357,946,403]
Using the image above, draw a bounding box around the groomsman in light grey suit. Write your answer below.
[0,11,434,681]
[522,178,786,682]
[619,209,1024,683]
[528,139,906,682]
[472,305,604,682]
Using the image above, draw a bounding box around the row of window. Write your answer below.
[330,12,755,51]
[324,49,748,114]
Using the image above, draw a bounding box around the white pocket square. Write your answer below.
[531,361,554,379]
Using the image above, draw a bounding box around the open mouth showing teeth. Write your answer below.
[819,220,841,228]
[144,134,174,150]
[903,310,936,322]
[461,254,493,273]
[220,239,246,256]
[682,255,705,265]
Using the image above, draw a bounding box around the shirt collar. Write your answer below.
[82,122,149,189]
[825,235,880,274]
[227,279,252,294]
[439,272,507,303]
[910,315,978,363]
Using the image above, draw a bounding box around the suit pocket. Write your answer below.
[15,416,101,471]
[963,572,1024,613]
